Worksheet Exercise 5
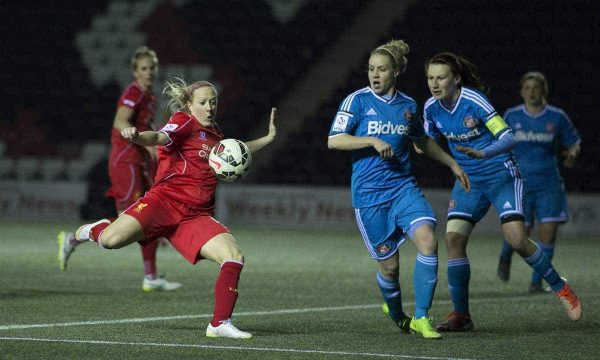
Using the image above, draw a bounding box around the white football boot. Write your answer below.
[57,231,79,271]
[142,276,182,292]
[206,320,252,339]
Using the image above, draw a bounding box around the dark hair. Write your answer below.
[425,52,488,94]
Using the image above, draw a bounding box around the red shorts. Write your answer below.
[123,189,229,264]
[107,162,149,212]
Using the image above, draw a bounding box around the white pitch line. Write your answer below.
[0,337,483,360]
[0,295,548,331]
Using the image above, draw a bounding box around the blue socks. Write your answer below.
[523,244,564,291]
[531,243,555,285]
[447,258,471,315]
[377,272,406,321]
[499,240,514,263]
[414,253,438,319]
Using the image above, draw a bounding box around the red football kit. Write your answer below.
[107,81,157,211]
[124,112,229,264]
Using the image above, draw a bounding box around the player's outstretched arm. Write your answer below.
[246,107,277,153]
[121,127,169,147]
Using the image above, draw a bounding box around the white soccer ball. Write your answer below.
[208,138,252,182]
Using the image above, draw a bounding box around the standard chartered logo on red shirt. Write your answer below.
[367,121,410,135]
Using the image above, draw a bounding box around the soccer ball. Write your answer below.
[208,138,252,182]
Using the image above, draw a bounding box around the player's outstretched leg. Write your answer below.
[57,231,81,271]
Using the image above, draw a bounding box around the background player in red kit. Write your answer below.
[58,46,181,291]
[63,78,277,339]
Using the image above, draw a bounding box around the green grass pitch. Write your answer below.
[1,220,598,359]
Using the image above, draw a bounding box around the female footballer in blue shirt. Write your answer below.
[497,72,581,292]
[422,53,582,331]
[328,40,469,339]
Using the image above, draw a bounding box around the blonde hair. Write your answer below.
[520,71,548,97]
[163,77,217,112]
[371,39,410,74]
[131,46,158,71]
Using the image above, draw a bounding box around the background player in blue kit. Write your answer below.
[328,40,470,339]
[496,72,582,292]
[422,52,582,332]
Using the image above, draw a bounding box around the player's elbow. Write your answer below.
[327,137,339,150]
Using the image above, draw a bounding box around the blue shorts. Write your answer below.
[523,182,568,227]
[448,164,523,223]
[354,185,436,260]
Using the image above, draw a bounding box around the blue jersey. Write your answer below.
[504,104,581,189]
[423,87,513,176]
[329,87,425,208]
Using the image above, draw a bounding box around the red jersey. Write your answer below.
[111,81,156,164]
[154,112,223,214]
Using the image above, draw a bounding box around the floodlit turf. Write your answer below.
[1,220,598,359]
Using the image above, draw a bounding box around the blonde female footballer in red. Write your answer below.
[69,79,277,339]
[58,46,180,292]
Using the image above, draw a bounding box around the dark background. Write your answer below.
[2,0,598,194]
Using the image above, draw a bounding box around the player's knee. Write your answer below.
[379,262,399,279]
[98,233,126,249]
[444,232,465,249]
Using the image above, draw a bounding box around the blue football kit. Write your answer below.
[330,86,438,322]
[329,87,436,259]
[504,104,581,225]
[424,87,523,222]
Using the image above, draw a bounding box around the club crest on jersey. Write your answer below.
[448,199,457,210]
[134,202,148,213]
[545,123,555,133]
[404,110,413,122]
[376,244,391,255]
[463,115,477,128]
[199,131,206,140]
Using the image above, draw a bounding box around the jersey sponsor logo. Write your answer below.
[366,108,378,116]
[199,150,209,159]
[134,202,148,213]
[514,130,553,143]
[332,113,349,132]
[444,128,482,141]
[503,201,512,209]
[162,124,179,132]
[463,115,477,128]
[367,121,410,135]
[202,144,211,151]
[376,244,391,255]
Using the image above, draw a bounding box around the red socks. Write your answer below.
[90,222,110,242]
[210,261,244,326]
[141,240,159,278]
